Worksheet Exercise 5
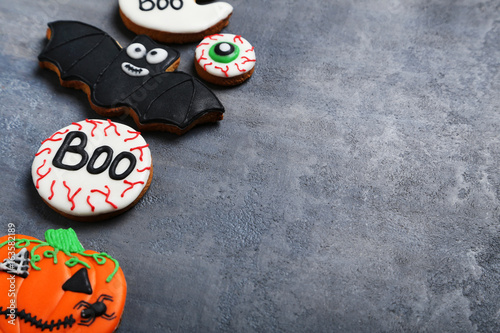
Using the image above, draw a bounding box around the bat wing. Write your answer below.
[121,72,225,133]
[38,21,121,87]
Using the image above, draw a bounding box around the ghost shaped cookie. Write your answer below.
[119,0,233,43]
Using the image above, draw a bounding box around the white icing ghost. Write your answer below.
[119,0,233,34]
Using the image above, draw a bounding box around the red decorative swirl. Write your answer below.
[86,195,95,212]
[104,119,121,137]
[35,147,52,156]
[85,119,103,137]
[71,122,83,130]
[41,129,69,145]
[233,35,243,44]
[203,62,213,71]
[207,34,223,40]
[235,63,246,73]
[91,186,118,209]
[241,56,256,65]
[130,144,149,162]
[121,180,145,198]
[124,130,141,142]
[63,181,81,211]
[215,65,229,77]
[48,180,56,200]
[35,160,52,189]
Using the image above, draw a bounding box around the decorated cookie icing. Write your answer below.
[39,21,225,135]
[0,228,126,332]
[119,0,233,35]
[32,119,152,220]
[195,34,256,79]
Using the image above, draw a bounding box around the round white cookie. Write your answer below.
[32,119,153,220]
[195,34,256,85]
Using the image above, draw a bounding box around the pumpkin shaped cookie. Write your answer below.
[0,228,126,332]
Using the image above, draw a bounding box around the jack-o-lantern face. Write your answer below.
[0,228,126,332]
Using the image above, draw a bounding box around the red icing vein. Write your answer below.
[35,160,52,189]
[63,181,81,211]
[245,47,255,52]
[197,49,208,63]
[41,129,69,145]
[136,166,151,173]
[130,144,149,162]
[207,34,223,40]
[233,35,243,44]
[104,119,120,137]
[86,195,95,212]
[241,56,256,64]
[203,62,213,71]
[71,122,83,130]
[124,130,141,142]
[91,186,118,209]
[35,148,52,156]
[215,65,230,77]
[48,180,56,200]
[235,63,246,73]
[85,119,103,137]
[121,180,145,198]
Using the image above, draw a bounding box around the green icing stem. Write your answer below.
[0,236,119,282]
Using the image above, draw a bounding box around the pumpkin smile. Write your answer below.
[0,306,76,330]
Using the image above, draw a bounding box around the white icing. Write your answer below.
[195,34,256,78]
[119,0,233,34]
[122,62,150,76]
[146,48,168,64]
[127,43,147,59]
[32,120,152,217]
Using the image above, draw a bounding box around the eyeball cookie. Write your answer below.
[195,34,256,86]
[32,119,153,221]
[119,0,233,44]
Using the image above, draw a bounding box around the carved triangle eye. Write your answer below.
[63,268,93,294]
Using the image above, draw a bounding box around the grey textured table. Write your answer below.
[1,0,500,332]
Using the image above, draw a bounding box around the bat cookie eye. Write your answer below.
[146,48,168,64]
[126,43,147,59]
[209,42,239,63]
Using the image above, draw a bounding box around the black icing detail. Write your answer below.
[109,152,136,180]
[74,294,116,326]
[214,42,235,56]
[62,268,93,295]
[38,21,224,131]
[0,307,76,330]
[52,131,89,171]
[87,146,113,174]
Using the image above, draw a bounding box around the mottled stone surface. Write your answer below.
[1,0,500,332]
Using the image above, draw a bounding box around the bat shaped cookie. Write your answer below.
[38,21,224,135]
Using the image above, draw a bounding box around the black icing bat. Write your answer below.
[38,21,224,135]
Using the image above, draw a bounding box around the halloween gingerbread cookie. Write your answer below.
[39,21,224,135]
[32,119,153,221]
[195,34,256,86]
[0,228,126,333]
[119,0,233,44]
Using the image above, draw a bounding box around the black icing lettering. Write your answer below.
[139,0,155,11]
[53,131,89,171]
[171,0,183,10]
[109,152,137,180]
[139,0,183,11]
[86,146,113,174]
[157,0,168,10]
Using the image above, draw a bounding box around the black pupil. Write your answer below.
[215,43,234,56]
[151,51,157,55]
[135,47,141,53]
